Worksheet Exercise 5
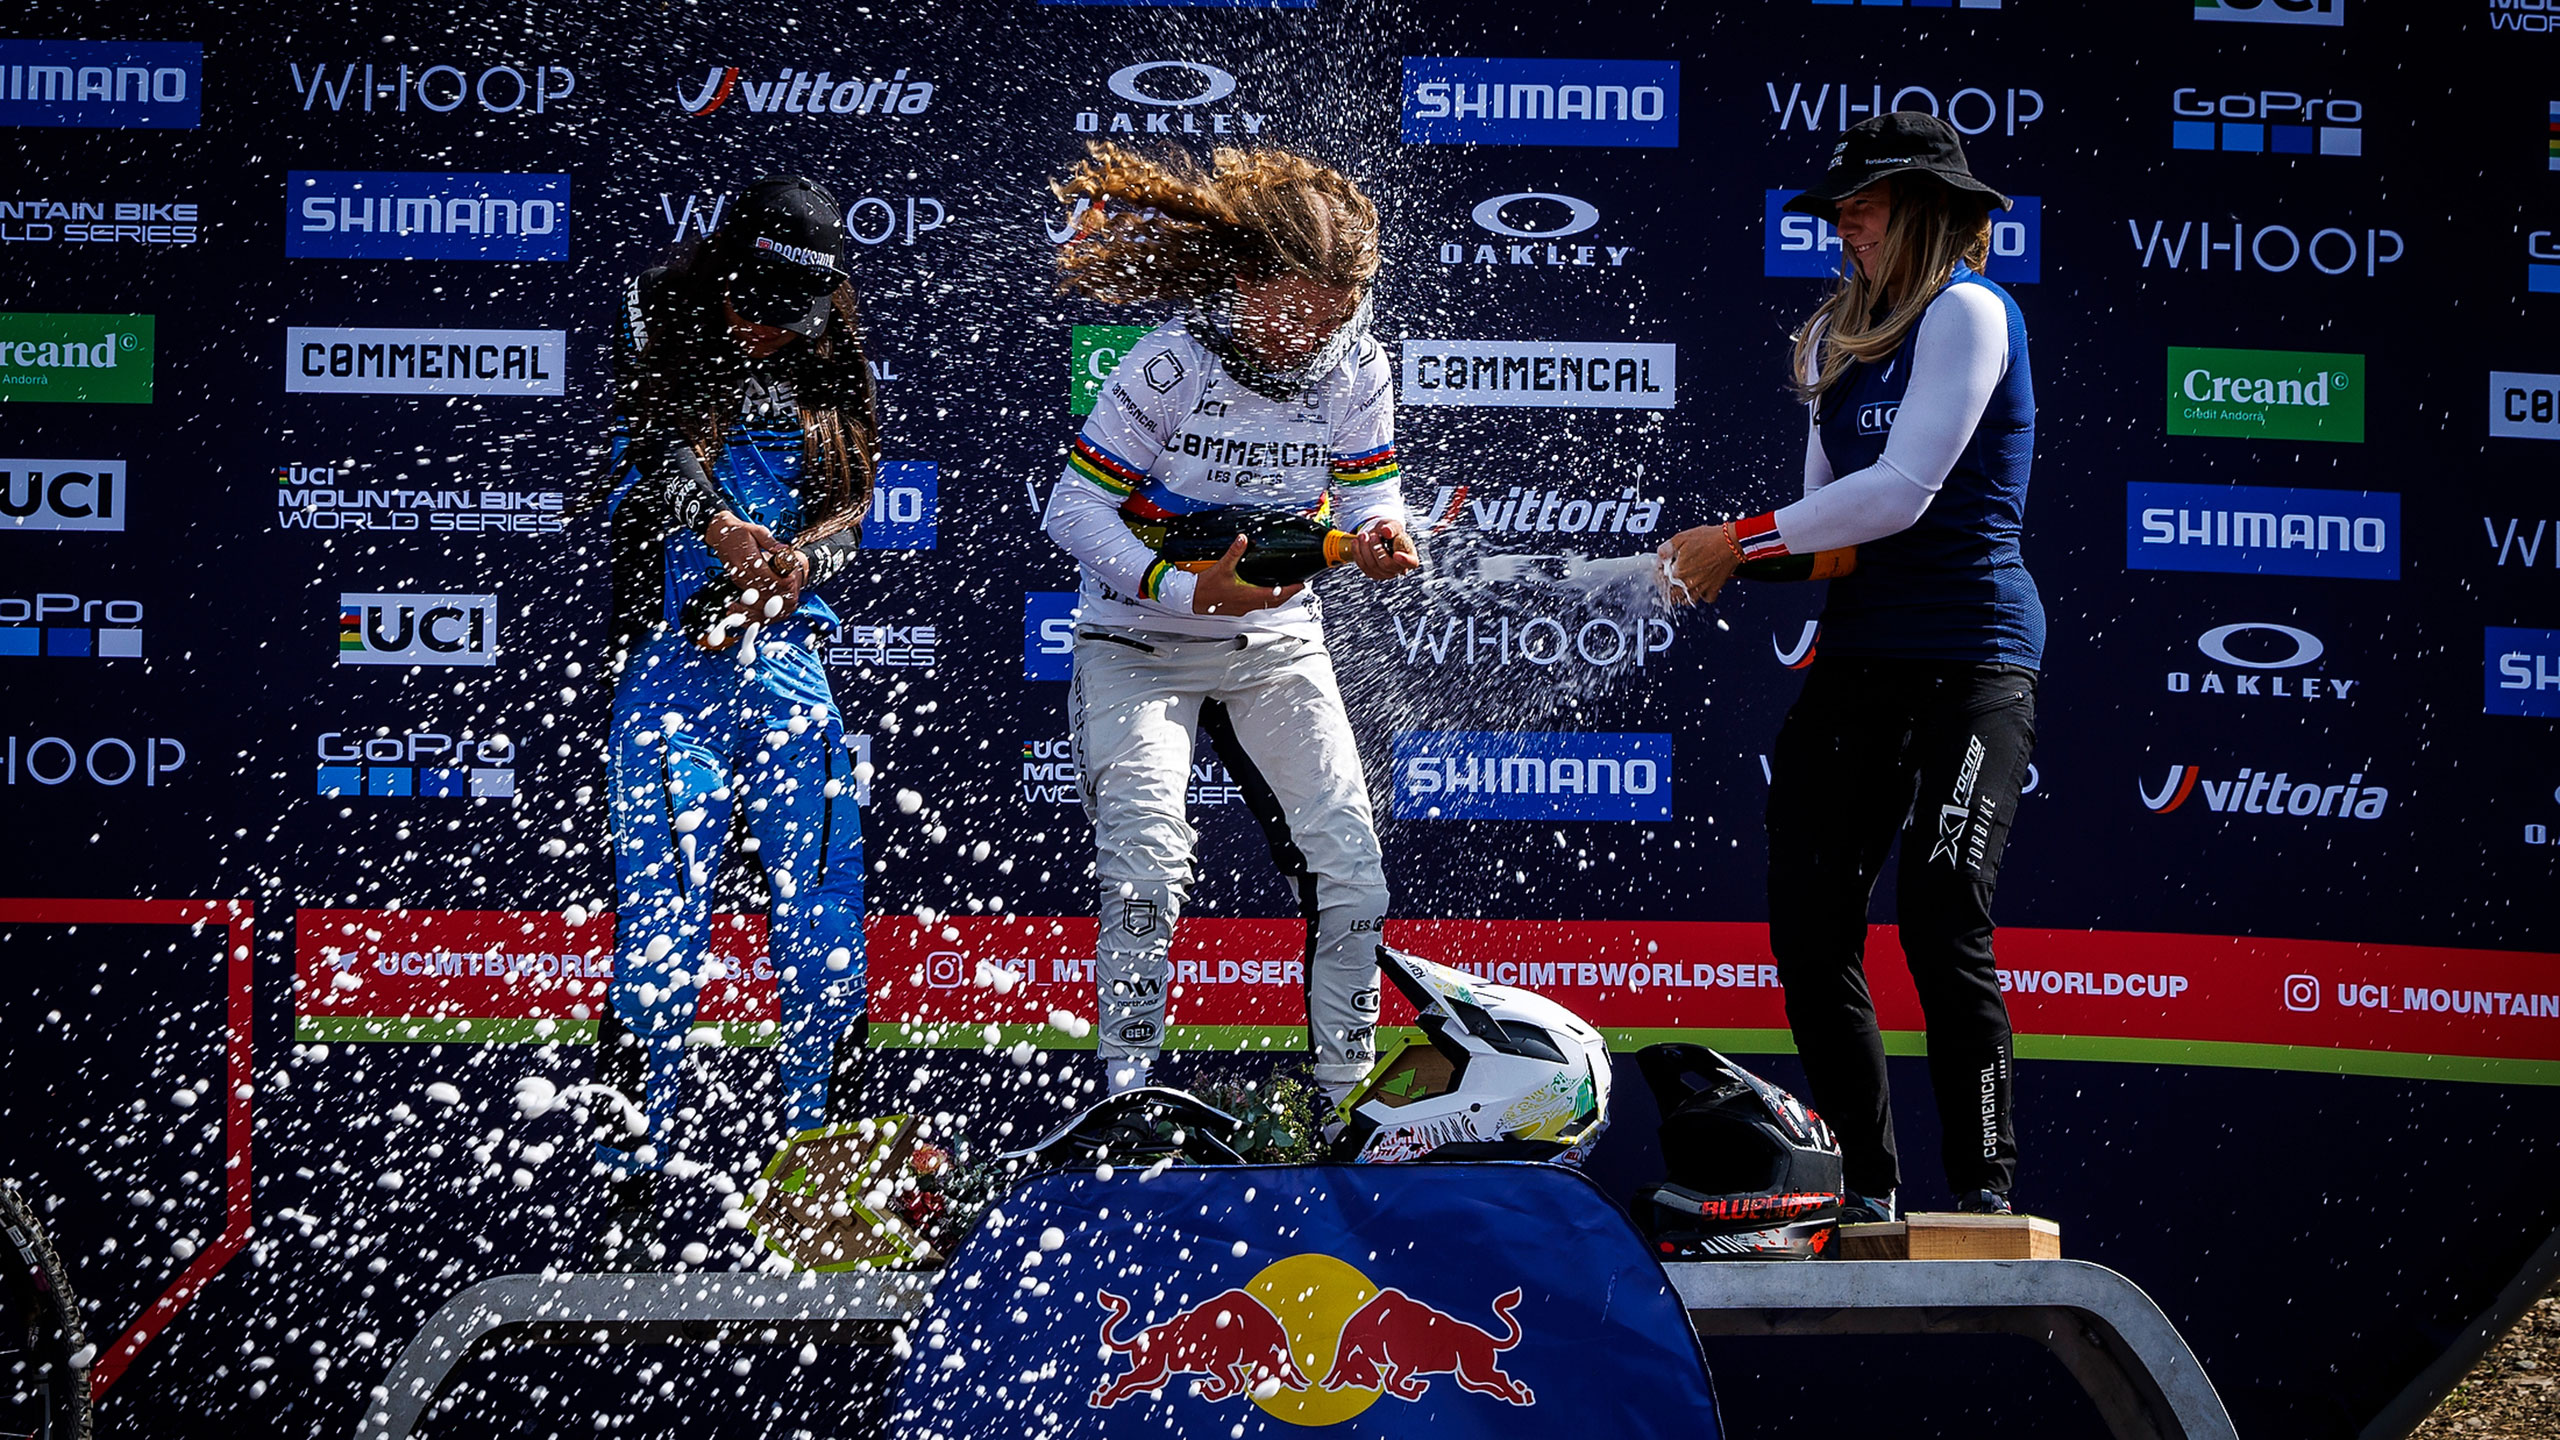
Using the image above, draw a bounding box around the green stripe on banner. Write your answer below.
[295,1015,2560,1086]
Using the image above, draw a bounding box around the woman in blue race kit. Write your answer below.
[1663,114,2041,1221]
[584,177,880,1263]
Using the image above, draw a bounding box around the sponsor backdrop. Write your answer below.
[3,1,2557,1437]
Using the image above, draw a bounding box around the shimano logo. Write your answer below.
[2488,626,2560,717]
[1442,192,1632,269]
[2130,482,2398,580]
[1075,60,1265,136]
[2,459,122,531]
[2,41,200,129]
[1769,191,2041,283]
[1404,58,1676,148]
[1394,730,1672,821]
[288,171,567,261]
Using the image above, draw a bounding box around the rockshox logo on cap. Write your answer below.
[754,234,841,271]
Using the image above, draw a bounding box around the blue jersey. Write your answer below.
[1813,264,2043,668]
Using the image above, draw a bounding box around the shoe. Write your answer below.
[1955,1188,2014,1216]
[1839,1188,1897,1224]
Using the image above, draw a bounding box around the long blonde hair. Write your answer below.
[1790,174,1993,403]
[1051,142,1381,303]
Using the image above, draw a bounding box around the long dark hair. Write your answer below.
[584,233,881,541]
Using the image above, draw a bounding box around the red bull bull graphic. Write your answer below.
[893,1164,1719,1438]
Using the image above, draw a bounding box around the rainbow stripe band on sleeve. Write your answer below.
[1140,559,1176,601]
[1068,434,1146,498]
[1734,511,1789,561]
[1329,445,1401,488]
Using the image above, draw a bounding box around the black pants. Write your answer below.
[1765,656,2038,1199]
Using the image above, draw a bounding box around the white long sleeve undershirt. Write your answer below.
[1770,282,2010,553]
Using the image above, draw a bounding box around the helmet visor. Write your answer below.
[1350,1040,1459,1110]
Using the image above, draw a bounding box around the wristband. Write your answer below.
[1731,511,1789,561]
[799,530,863,586]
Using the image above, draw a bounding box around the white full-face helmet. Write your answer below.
[1331,945,1612,1165]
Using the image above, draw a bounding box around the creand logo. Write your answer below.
[2163,347,2365,443]
[2,459,122,532]
[1441,192,1634,270]
[1,41,201,129]
[2167,621,2358,702]
[0,313,154,404]
[2140,763,2388,818]
[1393,731,1671,822]
[677,64,933,118]
[287,171,567,261]
[336,593,496,666]
[1075,61,1267,137]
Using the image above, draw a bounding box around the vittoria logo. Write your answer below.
[336,593,496,666]
[2139,763,2389,818]
[677,65,932,117]
[1422,484,1662,537]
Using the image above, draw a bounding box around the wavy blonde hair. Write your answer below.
[1790,174,1993,403]
[1051,142,1381,303]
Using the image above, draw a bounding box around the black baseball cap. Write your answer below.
[1783,112,2011,222]
[714,176,849,337]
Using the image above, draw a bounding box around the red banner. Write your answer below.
[294,909,2560,1081]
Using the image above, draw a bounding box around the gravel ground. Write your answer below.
[2413,1289,2560,1439]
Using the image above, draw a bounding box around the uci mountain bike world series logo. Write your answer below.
[1087,1253,1533,1420]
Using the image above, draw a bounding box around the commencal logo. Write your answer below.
[0,313,154,404]
[2166,347,2363,442]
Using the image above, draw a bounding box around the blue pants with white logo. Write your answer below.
[601,627,866,1174]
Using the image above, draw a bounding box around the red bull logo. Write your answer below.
[1088,1253,1536,1422]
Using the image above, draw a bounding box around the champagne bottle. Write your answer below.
[1124,505,1361,587]
[1736,547,1857,582]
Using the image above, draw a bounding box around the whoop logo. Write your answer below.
[336,593,496,666]
[1,733,186,786]
[1088,1255,1533,1418]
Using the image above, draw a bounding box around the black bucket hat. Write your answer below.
[714,176,850,337]
[1783,111,2011,222]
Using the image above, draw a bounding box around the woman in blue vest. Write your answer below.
[585,177,879,1263]
[1663,113,2040,1220]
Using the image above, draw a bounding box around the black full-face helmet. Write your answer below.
[1635,1045,1845,1261]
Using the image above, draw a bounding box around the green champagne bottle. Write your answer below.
[1124,505,1361,587]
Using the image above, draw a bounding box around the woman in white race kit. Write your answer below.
[1041,143,1421,1104]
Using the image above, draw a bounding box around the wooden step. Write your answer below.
[1838,1212,2062,1262]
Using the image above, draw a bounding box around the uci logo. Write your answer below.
[336,592,497,667]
